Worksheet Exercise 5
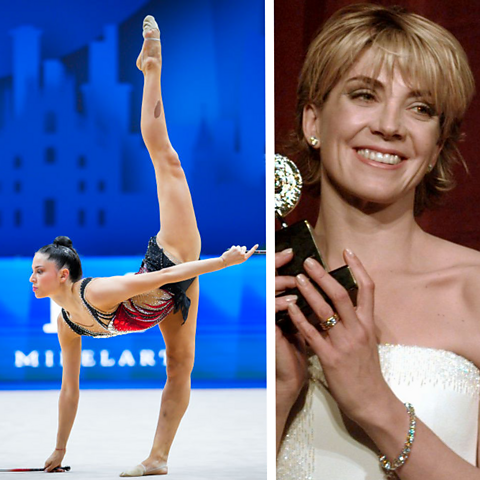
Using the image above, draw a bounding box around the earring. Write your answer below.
[310,136,319,147]
[427,164,434,173]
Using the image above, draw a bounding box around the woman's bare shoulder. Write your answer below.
[423,233,480,271]
[423,236,480,318]
[425,236,480,366]
[80,276,124,312]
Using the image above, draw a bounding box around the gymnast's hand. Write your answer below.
[221,245,258,267]
[44,448,66,473]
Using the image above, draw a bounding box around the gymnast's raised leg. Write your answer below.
[121,16,201,477]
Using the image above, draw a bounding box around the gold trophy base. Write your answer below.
[276,220,358,334]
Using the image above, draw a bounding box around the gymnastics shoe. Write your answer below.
[119,463,168,477]
[143,15,160,38]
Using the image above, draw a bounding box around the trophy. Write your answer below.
[275,154,358,334]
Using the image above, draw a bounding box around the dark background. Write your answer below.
[275,0,480,250]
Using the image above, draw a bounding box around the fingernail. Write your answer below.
[345,248,355,257]
[282,248,293,255]
[287,302,300,313]
[304,257,316,268]
[296,274,308,286]
[284,295,298,303]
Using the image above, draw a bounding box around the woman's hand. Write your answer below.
[287,249,396,426]
[275,249,297,312]
[276,325,308,406]
[275,248,309,452]
[275,248,306,402]
[275,249,306,398]
[276,325,308,453]
[44,448,66,473]
[221,244,258,267]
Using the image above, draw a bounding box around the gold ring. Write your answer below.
[319,313,340,331]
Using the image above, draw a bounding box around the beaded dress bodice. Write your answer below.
[277,344,480,480]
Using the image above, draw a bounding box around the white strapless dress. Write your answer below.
[277,344,480,479]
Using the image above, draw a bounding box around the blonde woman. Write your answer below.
[276,4,480,479]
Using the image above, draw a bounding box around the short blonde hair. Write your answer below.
[292,3,475,215]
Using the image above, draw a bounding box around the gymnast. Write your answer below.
[30,16,257,476]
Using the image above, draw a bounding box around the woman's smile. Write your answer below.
[355,147,404,167]
[306,48,442,207]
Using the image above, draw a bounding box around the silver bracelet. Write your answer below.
[379,402,416,473]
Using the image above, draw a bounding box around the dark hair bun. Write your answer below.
[37,236,82,282]
[53,236,73,249]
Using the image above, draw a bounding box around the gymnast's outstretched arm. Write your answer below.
[44,315,81,472]
[85,244,258,311]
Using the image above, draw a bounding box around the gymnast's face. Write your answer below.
[303,48,442,208]
[30,253,64,298]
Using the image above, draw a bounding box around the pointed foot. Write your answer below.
[137,15,162,72]
[143,15,160,38]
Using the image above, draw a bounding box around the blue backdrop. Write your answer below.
[0,255,265,389]
[0,0,266,388]
[0,0,265,255]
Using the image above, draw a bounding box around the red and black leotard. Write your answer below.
[62,237,196,337]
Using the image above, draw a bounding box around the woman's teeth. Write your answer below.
[357,149,402,165]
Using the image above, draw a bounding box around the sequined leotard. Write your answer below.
[62,237,196,337]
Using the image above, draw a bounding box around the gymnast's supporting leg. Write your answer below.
[120,282,199,477]
[150,281,199,473]
[120,17,202,477]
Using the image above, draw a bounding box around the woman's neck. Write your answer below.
[50,281,79,312]
[314,183,423,274]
